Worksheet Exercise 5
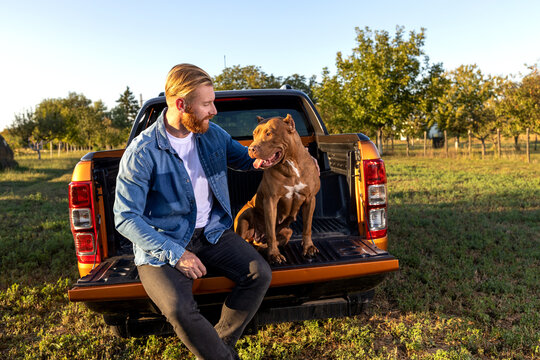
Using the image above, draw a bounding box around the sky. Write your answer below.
[1,0,539,132]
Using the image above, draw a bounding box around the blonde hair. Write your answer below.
[165,64,213,106]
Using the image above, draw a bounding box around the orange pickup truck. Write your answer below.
[67,89,399,337]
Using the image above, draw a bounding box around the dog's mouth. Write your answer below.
[253,150,283,169]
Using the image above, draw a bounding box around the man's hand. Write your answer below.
[306,148,320,175]
[311,155,320,175]
[175,250,207,279]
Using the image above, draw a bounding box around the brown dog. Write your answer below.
[235,114,320,264]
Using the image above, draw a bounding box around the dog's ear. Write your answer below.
[256,116,265,124]
[283,114,295,133]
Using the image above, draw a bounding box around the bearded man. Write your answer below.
[114,64,271,360]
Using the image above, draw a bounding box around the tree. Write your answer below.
[282,74,318,100]
[6,109,36,147]
[213,65,283,90]
[33,98,67,151]
[62,92,95,148]
[315,26,430,153]
[401,62,446,151]
[6,91,127,151]
[314,67,353,134]
[435,65,497,155]
[494,77,525,151]
[497,65,540,151]
[111,86,140,130]
[518,65,540,134]
[213,65,318,103]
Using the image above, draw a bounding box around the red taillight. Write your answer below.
[363,159,387,239]
[69,181,100,265]
[75,233,96,255]
[70,183,91,207]
[364,159,387,184]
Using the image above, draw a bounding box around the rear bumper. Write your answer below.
[99,290,377,338]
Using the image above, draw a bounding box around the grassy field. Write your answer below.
[0,152,538,359]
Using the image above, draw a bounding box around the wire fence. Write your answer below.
[382,130,539,163]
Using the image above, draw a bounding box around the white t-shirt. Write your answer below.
[166,131,213,228]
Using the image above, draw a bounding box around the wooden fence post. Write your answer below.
[377,128,383,156]
[526,128,530,163]
[444,130,448,157]
[468,130,472,158]
[497,128,501,159]
[424,131,427,157]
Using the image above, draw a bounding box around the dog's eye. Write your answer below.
[265,131,271,137]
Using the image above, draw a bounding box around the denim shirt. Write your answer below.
[114,109,254,267]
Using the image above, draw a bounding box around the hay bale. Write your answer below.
[0,134,17,170]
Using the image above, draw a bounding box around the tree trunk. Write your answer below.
[406,136,410,157]
[514,135,520,152]
[377,128,383,155]
[58,141,62,156]
[481,138,486,158]
[468,130,472,158]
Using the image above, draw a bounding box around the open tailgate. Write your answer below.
[69,236,398,302]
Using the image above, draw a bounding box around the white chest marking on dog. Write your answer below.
[284,182,307,199]
[286,160,300,177]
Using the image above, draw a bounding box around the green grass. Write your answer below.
[0,152,539,359]
[0,154,81,288]
[381,157,540,358]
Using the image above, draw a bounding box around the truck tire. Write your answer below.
[103,315,129,337]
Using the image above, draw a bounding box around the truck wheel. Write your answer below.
[103,315,129,338]
[110,324,129,338]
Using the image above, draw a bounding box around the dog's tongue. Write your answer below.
[253,159,264,169]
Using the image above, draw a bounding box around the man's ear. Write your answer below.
[283,114,295,133]
[176,98,185,111]
[256,116,265,123]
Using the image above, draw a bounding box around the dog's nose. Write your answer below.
[248,144,259,154]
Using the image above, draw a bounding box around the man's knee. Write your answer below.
[250,258,272,289]
[161,299,200,327]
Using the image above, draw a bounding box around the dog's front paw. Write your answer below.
[302,244,319,258]
[268,249,287,264]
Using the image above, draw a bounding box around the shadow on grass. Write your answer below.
[375,197,539,354]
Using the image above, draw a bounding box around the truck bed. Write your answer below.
[71,148,398,298]
[91,152,361,256]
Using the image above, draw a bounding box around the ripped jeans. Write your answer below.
[137,229,272,360]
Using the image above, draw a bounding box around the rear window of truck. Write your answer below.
[133,95,313,142]
[213,96,312,140]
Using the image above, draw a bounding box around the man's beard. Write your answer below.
[181,108,211,134]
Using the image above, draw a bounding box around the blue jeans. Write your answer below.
[137,229,272,360]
